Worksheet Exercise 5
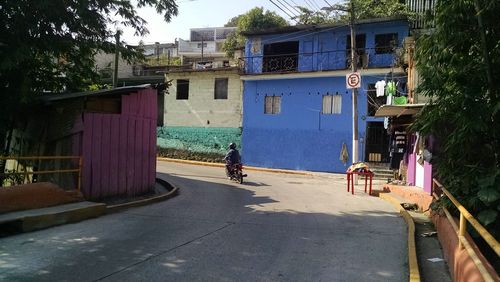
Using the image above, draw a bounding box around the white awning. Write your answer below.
[374,104,426,117]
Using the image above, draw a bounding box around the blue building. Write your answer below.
[240,17,409,172]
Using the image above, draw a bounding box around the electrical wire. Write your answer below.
[310,0,323,11]
[281,0,302,15]
[269,0,299,23]
[275,0,300,17]
[302,0,317,11]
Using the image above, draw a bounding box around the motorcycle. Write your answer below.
[226,163,247,184]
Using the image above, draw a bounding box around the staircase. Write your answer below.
[367,162,393,181]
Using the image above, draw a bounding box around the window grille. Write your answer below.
[264,96,281,114]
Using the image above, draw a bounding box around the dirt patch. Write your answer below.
[0,182,83,214]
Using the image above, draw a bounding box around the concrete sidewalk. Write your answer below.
[0,178,178,236]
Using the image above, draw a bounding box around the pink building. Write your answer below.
[39,85,158,200]
[375,104,432,193]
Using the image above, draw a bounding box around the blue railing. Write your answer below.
[242,47,398,75]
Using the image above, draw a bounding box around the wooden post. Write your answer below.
[77,157,83,192]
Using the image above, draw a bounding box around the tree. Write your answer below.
[414,0,499,236]
[222,7,288,58]
[0,0,178,155]
[291,6,336,25]
[319,0,412,22]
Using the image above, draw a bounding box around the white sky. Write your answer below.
[120,0,340,45]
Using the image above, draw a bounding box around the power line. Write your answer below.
[281,0,302,15]
[275,0,300,17]
[269,0,299,23]
[310,0,323,11]
[303,0,318,11]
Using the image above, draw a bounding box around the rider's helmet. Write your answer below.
[229,143,236,149]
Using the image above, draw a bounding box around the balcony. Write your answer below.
[241,47,398,75]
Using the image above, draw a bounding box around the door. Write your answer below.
[365,121,390,163]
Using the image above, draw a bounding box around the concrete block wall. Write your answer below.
[164,69,242,128]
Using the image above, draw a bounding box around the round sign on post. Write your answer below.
[346,72,361,89]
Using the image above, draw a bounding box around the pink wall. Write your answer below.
[407,152,416,185]
[423,161,433,194]
[81,88,157,199]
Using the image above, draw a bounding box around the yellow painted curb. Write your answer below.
[379,193,421,282]
[157,157,313,176]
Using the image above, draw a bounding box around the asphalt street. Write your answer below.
[0,161,407,281]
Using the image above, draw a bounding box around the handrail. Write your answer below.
[433,179,499,256]
[432,179,499,281]
[0,156,83,191]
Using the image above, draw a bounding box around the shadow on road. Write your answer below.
[0,171,409,282]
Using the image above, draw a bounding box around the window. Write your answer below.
[264,96,281,114]
[176,79,189,100]
[263,41,299,73]
[322,95,342,114]
[214,78,228,99]
[375,33,398,54]
[197,42,207,48]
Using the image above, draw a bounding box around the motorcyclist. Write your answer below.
[224,143,241,178]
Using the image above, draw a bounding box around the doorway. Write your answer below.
[365,121,390,163]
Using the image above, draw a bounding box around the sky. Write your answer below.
[120,0,339,45]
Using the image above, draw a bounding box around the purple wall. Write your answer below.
[407,152,416,185]
[424,161,433,194]
[81,89,157,199]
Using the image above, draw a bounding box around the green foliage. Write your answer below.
[291,6,337,25]
[319,0,413,22]
[0,0,178,151]
[414,0,500,236]
[222,7,288,58]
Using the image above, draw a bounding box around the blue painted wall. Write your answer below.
[242,76,386,172]
[244,19,409,74]
[241,19,409,172]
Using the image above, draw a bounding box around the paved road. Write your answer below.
[0,162,407,281]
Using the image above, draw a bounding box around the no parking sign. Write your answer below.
[346,72,361,89]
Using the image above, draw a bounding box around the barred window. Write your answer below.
[214,78,228,99]
[176,79,189,100]
[322,95,342,114]
[264,96,281,114]
[375,33,398,54]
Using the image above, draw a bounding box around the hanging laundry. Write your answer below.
[375,80,386,97]
[386,81,396,96]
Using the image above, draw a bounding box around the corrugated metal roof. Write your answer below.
[40,84,152,102]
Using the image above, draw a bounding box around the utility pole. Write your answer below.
[349,1,359,167]
[112,30,121,88]
[155,42,160,65]
[201,35,204,62]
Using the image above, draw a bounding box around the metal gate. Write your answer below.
[365,122,390,163]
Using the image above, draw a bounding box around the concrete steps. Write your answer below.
[368,162,394,181]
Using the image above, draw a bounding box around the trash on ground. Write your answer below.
[401,203,418,210]
[421,231,437,237]
[427,258,444,262]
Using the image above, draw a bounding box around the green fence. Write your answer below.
[157,126,242,161]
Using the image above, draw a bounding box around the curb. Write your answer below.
[157,157,314,176]
[0,202,106,235]
[106,178,179,213]
[379,192,421,282]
